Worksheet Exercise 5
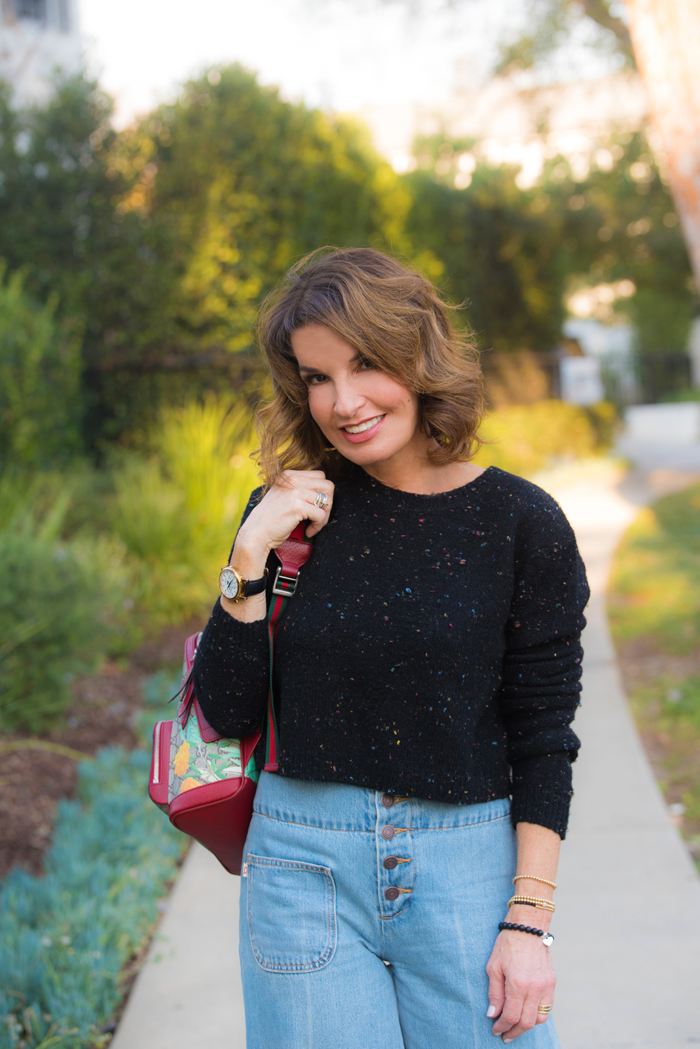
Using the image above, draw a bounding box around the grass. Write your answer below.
[608,482,700,862]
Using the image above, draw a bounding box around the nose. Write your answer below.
[333,377,366,420]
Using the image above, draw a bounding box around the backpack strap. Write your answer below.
[264,521,313,771]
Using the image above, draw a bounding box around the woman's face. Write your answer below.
[291,324,428,473]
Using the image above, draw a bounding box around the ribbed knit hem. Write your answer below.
[207,598,269,648]
[510,753,574,839]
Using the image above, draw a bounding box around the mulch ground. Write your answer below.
[0,619,201,881]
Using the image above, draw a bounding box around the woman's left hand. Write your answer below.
[485,922,556,1042]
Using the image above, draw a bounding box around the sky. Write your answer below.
[77,0,507,126]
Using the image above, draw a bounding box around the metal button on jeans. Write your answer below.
[381,825,396,840]
[383,856,398,870]
[384,886,400,901]
[381,793,395,808]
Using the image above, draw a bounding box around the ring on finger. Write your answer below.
[314,490,329,510]
[537,1005,552,1014]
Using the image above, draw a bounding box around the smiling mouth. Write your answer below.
[342,415,385,434]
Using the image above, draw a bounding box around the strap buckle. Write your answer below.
[272,566,299,597]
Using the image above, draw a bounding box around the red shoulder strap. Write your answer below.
[264,522,313,770]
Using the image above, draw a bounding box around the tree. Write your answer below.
[625,0,700,288]
[404,148,568,352]
[403,130,694,397]
[0,266,83,470]
[0,66,412,447]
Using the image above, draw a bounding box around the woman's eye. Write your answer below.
[357,358,374,371]
[308,373,328,385]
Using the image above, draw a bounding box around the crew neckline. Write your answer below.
[352,465,496,501]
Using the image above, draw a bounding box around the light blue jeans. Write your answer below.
[239,772,560,1049]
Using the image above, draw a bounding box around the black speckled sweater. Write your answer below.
[193,465,589,838]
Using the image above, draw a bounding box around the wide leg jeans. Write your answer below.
[239,772,561,1049]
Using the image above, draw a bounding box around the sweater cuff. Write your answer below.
[205,597,269,649]
[510,752,573,839]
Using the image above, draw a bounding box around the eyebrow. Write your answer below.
[297,354,362,374]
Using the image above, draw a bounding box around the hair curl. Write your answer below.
[254,247,484,484]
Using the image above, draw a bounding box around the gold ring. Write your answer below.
[537,1005,552,1014]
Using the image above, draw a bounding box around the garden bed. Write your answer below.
[0,620,203,1049]
[608,482,700,863]
[0,618,199,880]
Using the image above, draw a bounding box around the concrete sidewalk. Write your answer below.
[112,463,700,1049]
[548,466,700,1049]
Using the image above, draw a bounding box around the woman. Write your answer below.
[193,247,589,1049]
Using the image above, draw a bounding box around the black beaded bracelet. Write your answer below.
[498,921,554,946]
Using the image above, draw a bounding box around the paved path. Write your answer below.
[546,466,700,1049]
[112,463,700,1049]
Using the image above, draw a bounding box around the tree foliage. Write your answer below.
[405,148,568,351]
[495,0,633,74]
[403,131,694,371]
[0,267,82,470]
[0,66,411,447]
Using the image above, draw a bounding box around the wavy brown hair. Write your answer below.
[254,247,484,484]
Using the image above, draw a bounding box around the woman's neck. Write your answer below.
[361,458,486,495]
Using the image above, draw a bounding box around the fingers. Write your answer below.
[536,1000,553,1025]
[273,470,334,539]
[303,501,331,539]
[490,982,526,1038]
[500,992,542,1043]
[485,964,505,1022]
[275,469,329,490]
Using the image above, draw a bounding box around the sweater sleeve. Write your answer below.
[191,488,272,738]
[498,490,589,838]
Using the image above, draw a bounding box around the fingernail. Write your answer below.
[503,1040,512,1045]
[487,1005,497,1018]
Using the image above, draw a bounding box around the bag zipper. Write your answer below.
[153,721,162,784]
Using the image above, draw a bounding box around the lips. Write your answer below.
[343,415,384,434]
[340,414,386,444]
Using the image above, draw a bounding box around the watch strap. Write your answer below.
[241,571,267,598]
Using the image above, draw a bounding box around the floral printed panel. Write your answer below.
[167,710,259,803]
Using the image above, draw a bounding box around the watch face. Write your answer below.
[219,567,240,600]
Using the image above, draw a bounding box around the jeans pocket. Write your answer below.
[246,854,337,973]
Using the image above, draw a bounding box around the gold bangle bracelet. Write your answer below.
[513,874,558,890]
[508,895,556,912]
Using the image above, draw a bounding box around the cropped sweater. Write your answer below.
[192,465,589,838]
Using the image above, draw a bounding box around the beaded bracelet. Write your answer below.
[513,874,557,890]
[508,895,555,912]
[499,921,554,947]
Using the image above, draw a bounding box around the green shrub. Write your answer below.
[109,397,260,626]
[0,748,186,1049]
[0,266,83,470]
[0,475,135,731]
[474,399,601,477]
[0,530,131,732]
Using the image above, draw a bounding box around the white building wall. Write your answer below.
[0,0,82,106]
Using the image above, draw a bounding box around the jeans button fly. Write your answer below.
[383,856,398,869]
[381,793,395,808]
[381,825,396,840]
[384,886,400,901]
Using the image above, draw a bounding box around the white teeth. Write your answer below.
[345,416,383,434]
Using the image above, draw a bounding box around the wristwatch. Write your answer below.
[219,565,268,603]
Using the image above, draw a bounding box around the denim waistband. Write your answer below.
[253,772,511,832]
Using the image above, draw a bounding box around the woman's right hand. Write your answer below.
[238,469,335,556]
[221,471,334,623]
